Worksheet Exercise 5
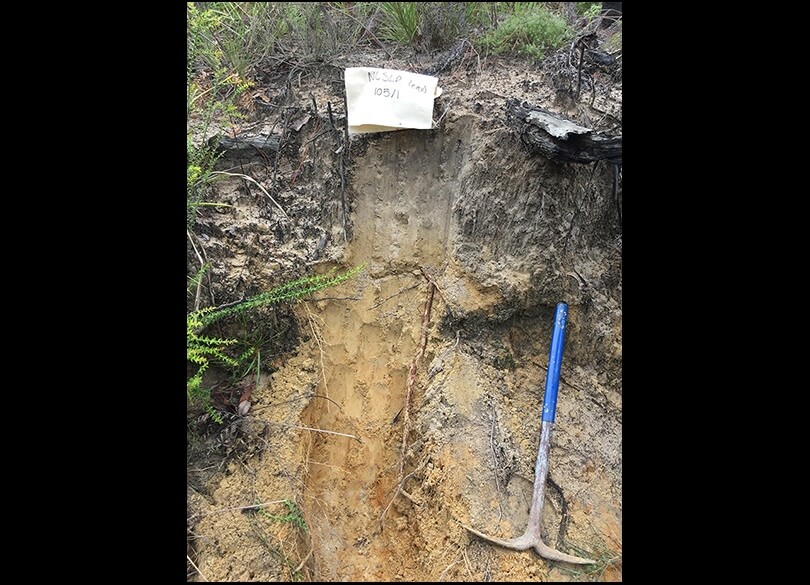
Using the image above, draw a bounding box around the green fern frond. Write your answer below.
[187,265,364,422]
[188,371,204,393]
[187,306,216,333]
[187,363,208,398]
[236,346,257,364]
[190,346,242,367]
[203,265,365,324]
[190,334,240,347]
[187,353,208,366]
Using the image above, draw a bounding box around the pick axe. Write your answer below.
[463,302,596,565]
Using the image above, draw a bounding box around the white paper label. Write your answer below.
[344,67,442,135]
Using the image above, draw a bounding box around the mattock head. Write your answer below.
[533,539,597,565]
[462,524,596,565]
[461,304,597,566]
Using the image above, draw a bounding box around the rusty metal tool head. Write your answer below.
[463,302,596,565]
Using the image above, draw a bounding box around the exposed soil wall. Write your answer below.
[187,49,621,582]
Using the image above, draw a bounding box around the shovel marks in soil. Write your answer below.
[300,271,437,581]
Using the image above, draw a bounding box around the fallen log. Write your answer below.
[506,99,622,165]
[208,134,280,158]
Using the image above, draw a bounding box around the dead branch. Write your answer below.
[327,100,349,242]
[506,99,621,164]
[187,499,289,523]
[212,134,280,156]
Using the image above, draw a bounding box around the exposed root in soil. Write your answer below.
[292,546,314,574]
[489,409,506,524]
[303,303,331,412]
[187,553,208,582]
[369,282,421,311]
[547,477,572,551]
[379,269,435,528]
[266,420,362,441]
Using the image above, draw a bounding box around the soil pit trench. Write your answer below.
[297,114,621,581]
[300,124,459,581]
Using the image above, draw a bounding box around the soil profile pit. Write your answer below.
[296,113,621,581]
[301,123,457,581]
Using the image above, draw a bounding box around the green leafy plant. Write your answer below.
[207,267,364,322]
[258,499,308,533]
[187,265,364,421]
[187,3,255,230]
[577,2,603,18]
[275,2,374,60]
[187,306,247,423]
[187,137,227,228]
[187,2,253,123]
[187,262,210,302]
[201,3,279,82]
[246,499,310,580]
[464,2,499,28]
[480,3,573,60]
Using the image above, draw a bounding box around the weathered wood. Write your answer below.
[209,134,280,157]
[601,2,622,26]
[506,99,622,165]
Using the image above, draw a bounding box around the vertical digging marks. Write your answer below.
[298,130,457,578]
[298,269,438,580]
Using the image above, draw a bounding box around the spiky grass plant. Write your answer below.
[378,2,421,44]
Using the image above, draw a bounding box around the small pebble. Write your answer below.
[238,400,251,416]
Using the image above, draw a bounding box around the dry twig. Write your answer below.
[438,549,463,581]
[369,282,421,310]
[187,554,208,582]
[269,421,362,442]
[378,456,429,526]
[292,546,314,574]
[210,171,290,219]
[304,303,331,412]
[187,229,206,312]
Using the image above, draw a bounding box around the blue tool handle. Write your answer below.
[542,303,568,422]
